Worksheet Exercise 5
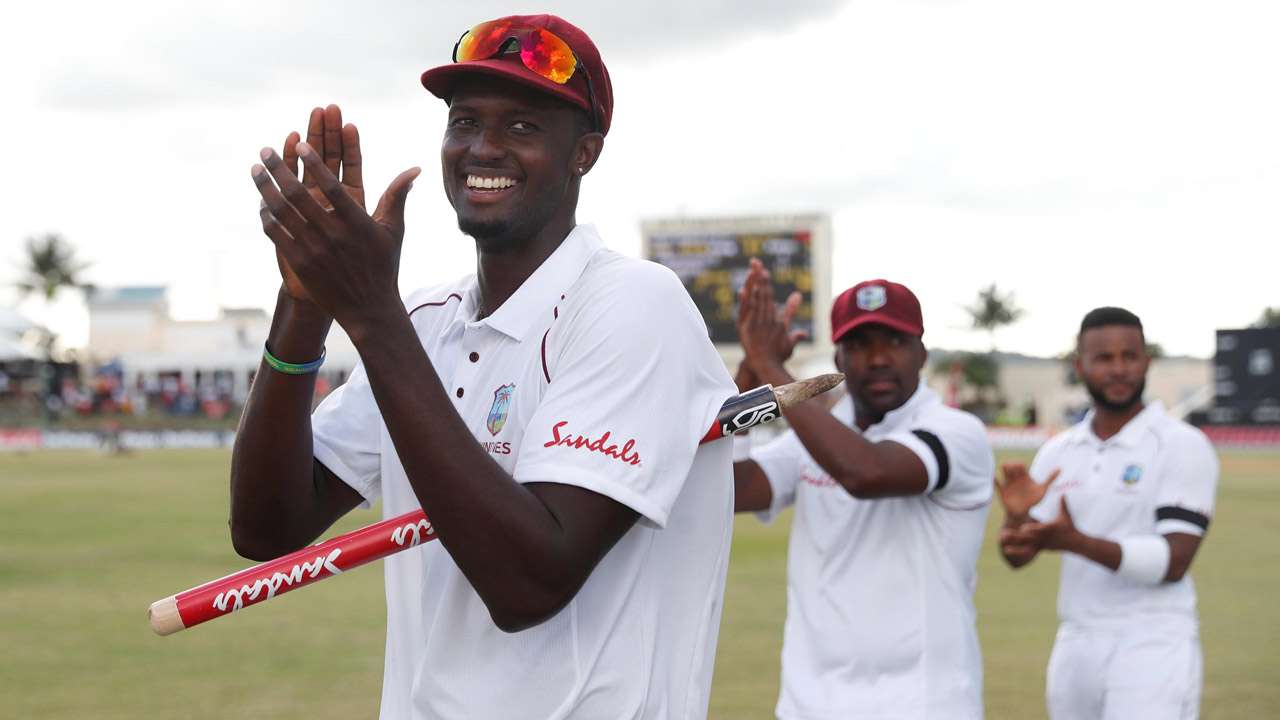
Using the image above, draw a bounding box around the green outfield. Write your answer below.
[1,449,1276,718]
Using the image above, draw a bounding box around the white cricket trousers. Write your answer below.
[1046,622,1201,720]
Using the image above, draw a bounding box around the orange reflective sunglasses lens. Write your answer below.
[454,21,578,85]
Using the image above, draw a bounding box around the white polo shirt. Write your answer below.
[750,384,994,720]
[310,225,737,720]
[1028,401,1218,631]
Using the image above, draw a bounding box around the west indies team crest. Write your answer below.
[487,384,515,436]
[1121,464,1143,485]
[856,285,887,311]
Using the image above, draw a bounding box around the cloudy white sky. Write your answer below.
[2,0,1277,357]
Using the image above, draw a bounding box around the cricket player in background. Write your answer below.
[733,260,995,719]
[998,306,1218,719]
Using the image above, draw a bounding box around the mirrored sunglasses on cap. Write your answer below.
[453,20,581,84]
[451,19,599,131]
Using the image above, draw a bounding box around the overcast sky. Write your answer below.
[2,0,1277,358]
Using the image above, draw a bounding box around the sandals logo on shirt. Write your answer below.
[1121,464,1143,485]
[800,467,838,489]
[544,421,642,467]
[487,383,515,436]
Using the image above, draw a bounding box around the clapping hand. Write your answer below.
[995,464,1060,521]
[1005,496,1079,553]
[736,258,808,382]
[253,104,420,331]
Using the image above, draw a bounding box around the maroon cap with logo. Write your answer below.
[830,279,925,341]
[420,14,615,135]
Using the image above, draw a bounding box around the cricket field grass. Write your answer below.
[1,449,1276,718]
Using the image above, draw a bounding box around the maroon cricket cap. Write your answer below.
[830,279,925,341]
[420,14,614,136]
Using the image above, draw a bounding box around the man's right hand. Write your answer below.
[998,524,1041,567]
[995,463,1060,522]
[268,105,367,307]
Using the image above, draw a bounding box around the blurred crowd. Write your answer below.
[0,361,346,426]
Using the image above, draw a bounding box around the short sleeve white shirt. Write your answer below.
[749,385,995,720]
[1028,402,1218,630]
[310,225,737,720]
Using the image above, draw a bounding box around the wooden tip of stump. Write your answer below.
[774,372,844,409]
[148,595,185,636]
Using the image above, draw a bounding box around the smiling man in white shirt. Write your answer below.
[997,306,1218,720]
[732,261,995,719]
[231,14,736,719]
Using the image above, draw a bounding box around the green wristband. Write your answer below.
[263,344,325,375]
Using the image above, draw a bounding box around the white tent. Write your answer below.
[0,334,40,361]
[0,307,40,337]
[0,307,44,360]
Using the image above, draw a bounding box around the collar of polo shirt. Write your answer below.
[1071,400,1165,448]
[448,225,603,341]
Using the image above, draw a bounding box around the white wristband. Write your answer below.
[1116,535,1171,585]
[732,434,752,462]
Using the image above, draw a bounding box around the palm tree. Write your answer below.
[13,233,92,367]
[15,233,91,301]
[965,283,1024,351]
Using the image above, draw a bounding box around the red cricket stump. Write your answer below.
[149,373,843,636]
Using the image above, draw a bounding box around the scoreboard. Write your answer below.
[1210,326,1280,425]
[641,216,832,349]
